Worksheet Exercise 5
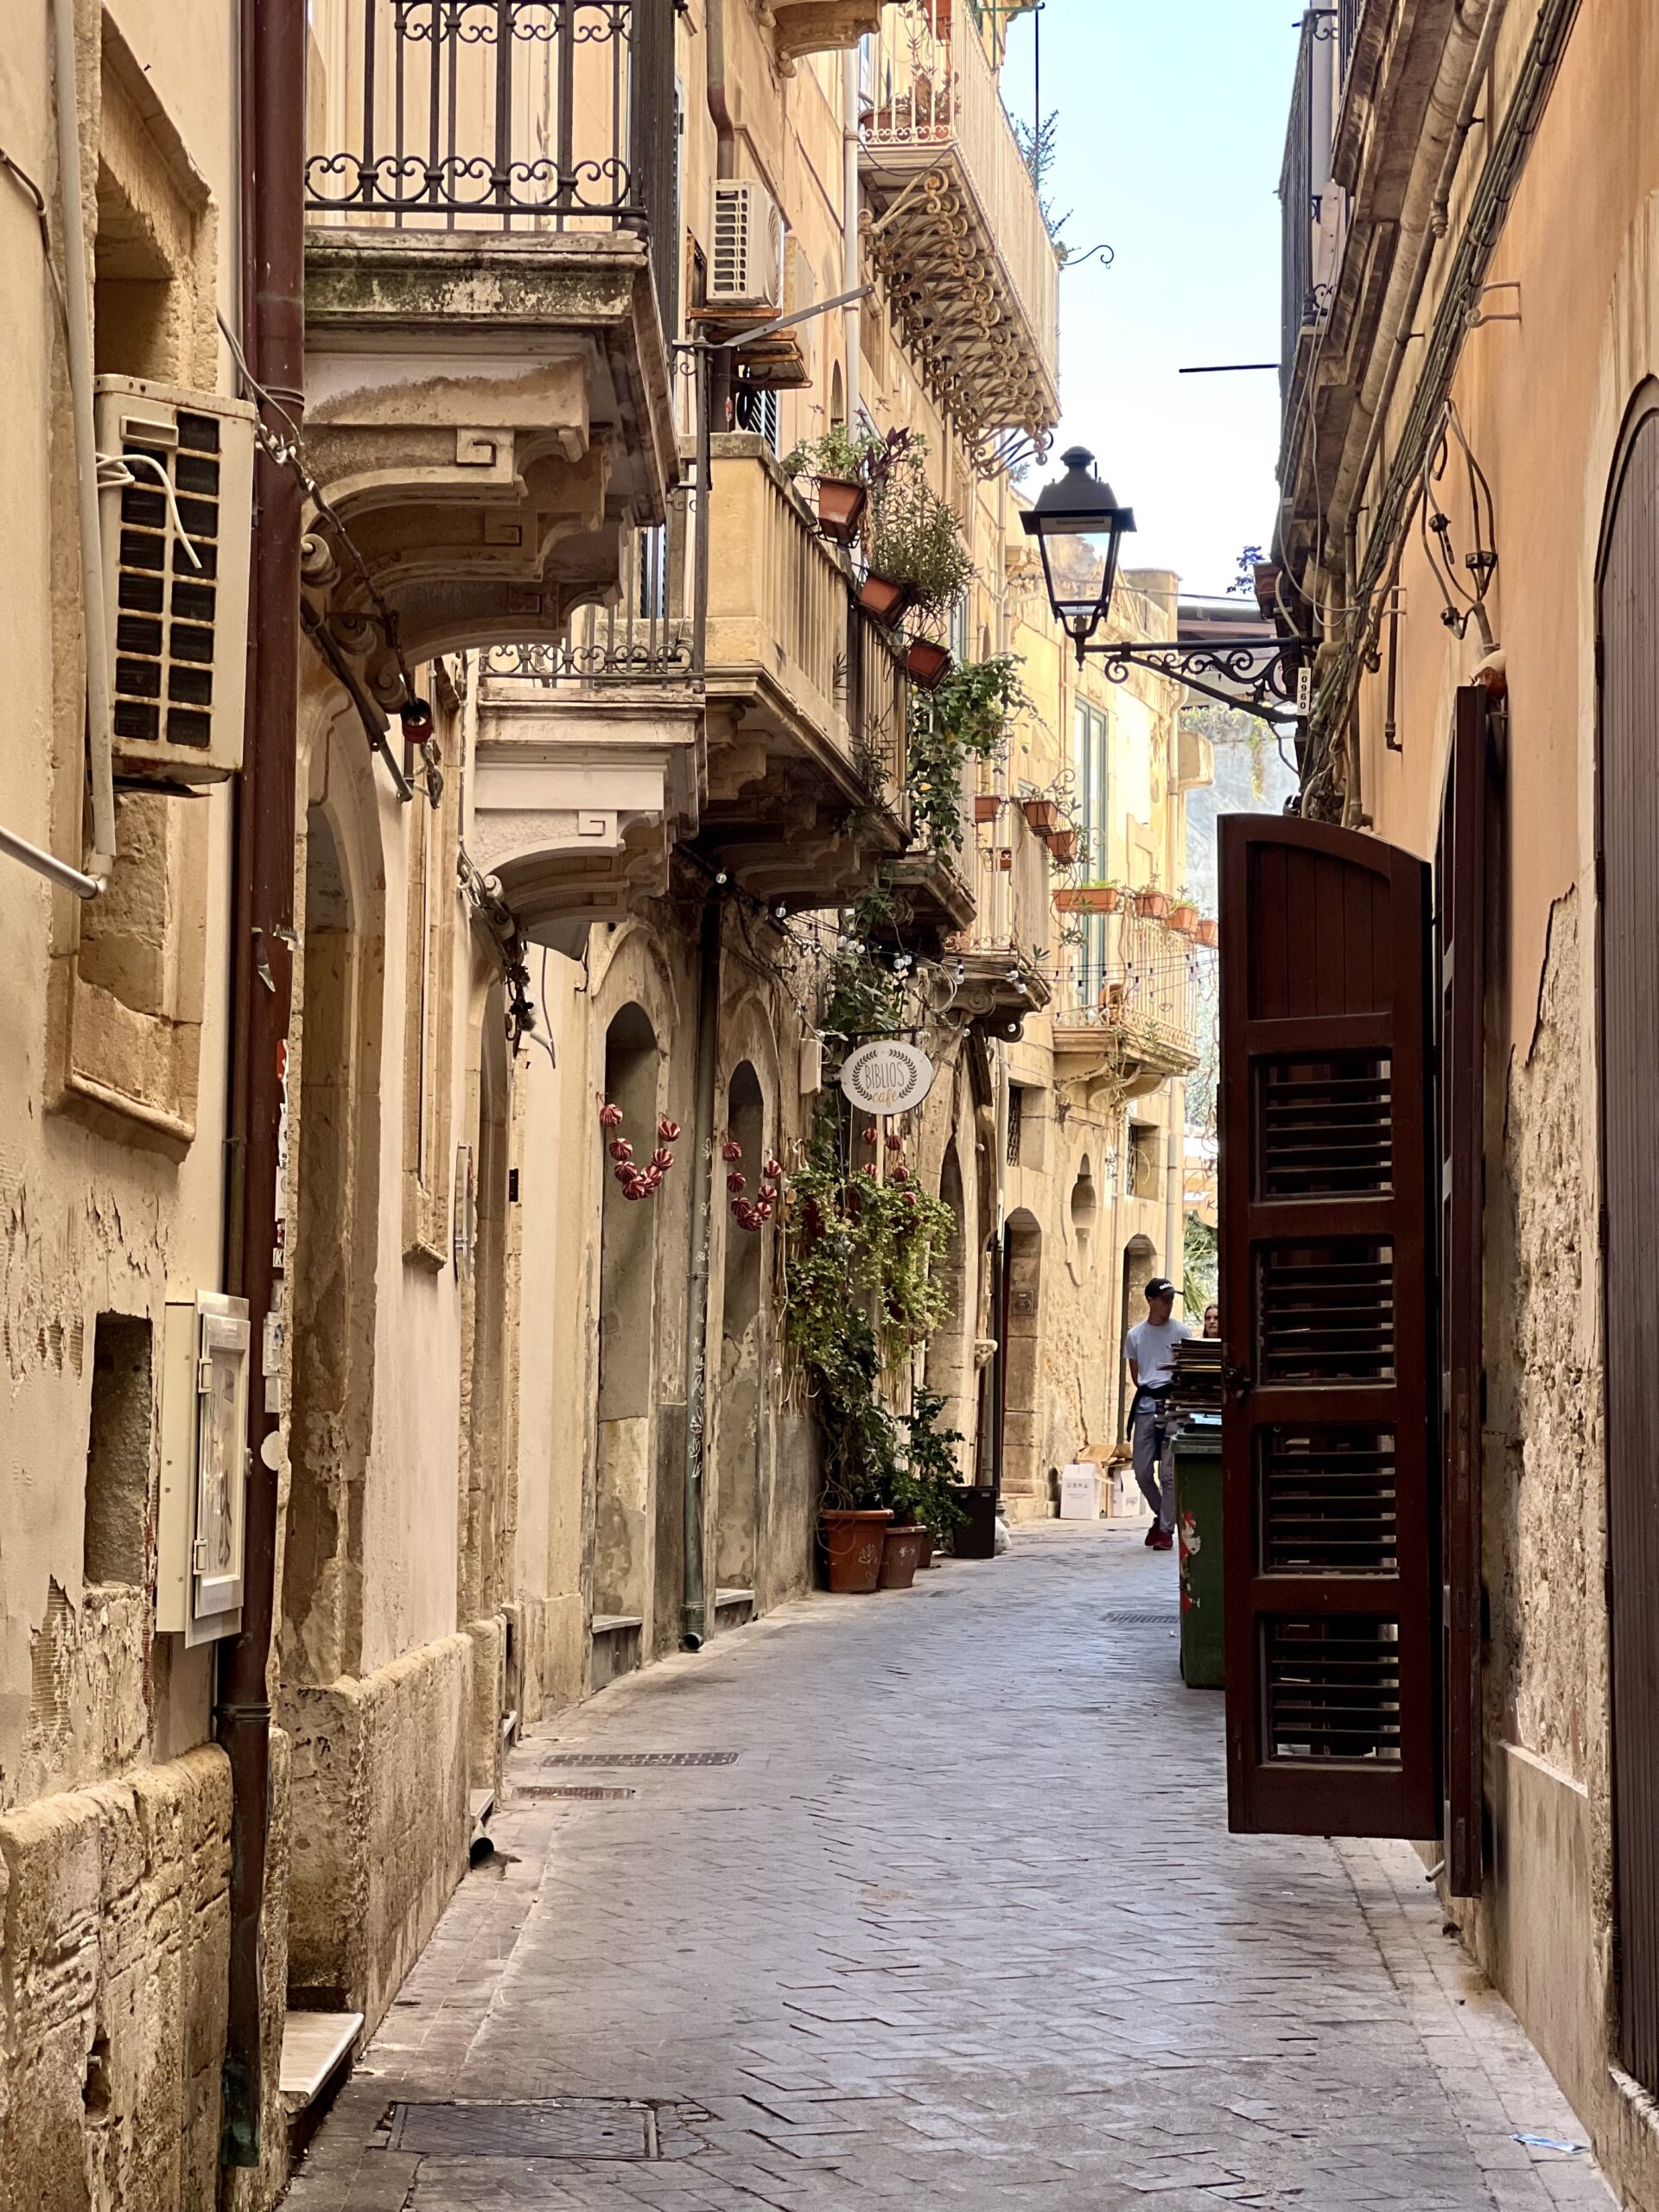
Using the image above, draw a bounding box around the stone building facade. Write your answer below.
[1266,3,1659,2202]
[0,2,1201,2204]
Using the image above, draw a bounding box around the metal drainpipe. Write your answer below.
[50,0,116,868]
[1164,1078,1185,1315]
[843,42,861,423]
[218,0,306,2169]
[682,891,722,1649]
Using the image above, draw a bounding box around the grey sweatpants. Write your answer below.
[1131,1395,1176,1530]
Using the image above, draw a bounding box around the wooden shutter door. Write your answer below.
[1219,816,1439,1839]
[1600,404,1659,2092]
[1437,688,1491,1897]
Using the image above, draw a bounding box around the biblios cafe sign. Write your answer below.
[838,1039,936,1116]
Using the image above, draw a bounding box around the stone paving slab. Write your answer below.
[286,1525,1614,2210]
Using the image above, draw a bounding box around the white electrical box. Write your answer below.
[158,1293,251,1645]
[95,374,257,784]
[710,180,785,311]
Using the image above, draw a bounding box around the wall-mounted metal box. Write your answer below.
[158,1293,251,1645]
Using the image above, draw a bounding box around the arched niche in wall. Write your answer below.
[283,800,372,1687]
[1001,1209,1044,1507]
[830,360,845,429]
[924,1144,971,1466]
[714,1062,766,1603]
[1070,1156,1099,1269]
[594,1002,661,1623]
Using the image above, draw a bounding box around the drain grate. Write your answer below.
[1101,1611,1179,1628]
[385,2099,656,2160]
[517,1783,636,1802]
[540,1751,740,1768]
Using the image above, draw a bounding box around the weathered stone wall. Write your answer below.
[281,1631,472,2038]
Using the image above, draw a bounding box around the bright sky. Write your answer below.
[1001,3,1298,601]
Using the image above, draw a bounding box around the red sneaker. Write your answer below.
[1150,1528,1175,1552]
[1143,1523,1160,1548]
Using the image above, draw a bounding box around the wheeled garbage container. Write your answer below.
[1174,1415,1224,1688]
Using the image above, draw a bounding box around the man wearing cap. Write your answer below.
[1125,1278,1191,1552]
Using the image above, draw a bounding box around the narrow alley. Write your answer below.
[286,1531,1609,2212]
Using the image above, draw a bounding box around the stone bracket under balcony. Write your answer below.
[302,230,678,671]
[764,2,889,68]
[469,691,703,943]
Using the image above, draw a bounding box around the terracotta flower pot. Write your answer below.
[1047,829,1080,865]
[1135,887,1170,920]
[995,848,1014,871]
[1196,918,1219,948]
[823,1509,893,1594]
[1021,798,1058,834]
[816,476,868,546]
[1168,902,1199,936]
[1054,885,1120,915]
[918,1529,937,1570]
[974,794,1003,823]
[906,638,953,690]
[879,1523,926,1591]
[859,573,912,628]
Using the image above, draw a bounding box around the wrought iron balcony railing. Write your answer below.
[306,1,671,237]
[1052,906,1208,1076]
[481,516,696,690]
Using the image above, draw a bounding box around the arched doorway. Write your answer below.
[1599,396,1659,2090]
[925,1145,971,1466]
[1118,1234,1158,1443]
[283,804,370,1684]
[714,1064,766,1605]
[595,1005,661,1633]
[1001,1210,1043,1508]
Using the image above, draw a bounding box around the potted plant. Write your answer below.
[1047,828,1080,865]
[1021,797,1058,835]
[1054,882,1121,915]
[781,423,883,547]
[974,793,1004,824]
[1196,917,1219,948]
[1168,897,1200,936]
[906,636,953,690]
[861,447,976,631]
[1135,886,1170,921]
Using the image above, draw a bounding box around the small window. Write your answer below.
[85,1313,154,1587]
[734,386,780,450]
[1007,1084,1024,1166]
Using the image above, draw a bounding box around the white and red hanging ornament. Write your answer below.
[597,1096,678,1203]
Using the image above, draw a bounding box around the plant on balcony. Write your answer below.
[905,653,1026,861]
[1134,886,1170,921]
[1054,880,1122,916]
[861,450,976,623]
[781,422,887,547]
[1020,797,1058,835]
[1046,827,1080,866]
[906,636,953,690]
[1168,897,1201,937]
[1196,918,1219,949]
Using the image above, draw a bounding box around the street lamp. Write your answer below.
[1020,447,1136,665]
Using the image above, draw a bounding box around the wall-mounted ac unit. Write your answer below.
[94,375,257,785]
[710,180,785,311]
[157,1292,251,1646]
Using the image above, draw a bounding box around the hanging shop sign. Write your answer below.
[838,1039,935,1116]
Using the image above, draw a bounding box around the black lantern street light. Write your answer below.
[1023,445,1313,726]
[1020,448,1137,665]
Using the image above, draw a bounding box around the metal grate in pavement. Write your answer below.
[1101,1611,1180,1627]
[517,1783,636,1801]
[385,2099,657,2160]
[540,1751,740,1768]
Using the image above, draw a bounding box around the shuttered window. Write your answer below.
[1437,687,1491,1897]
[1218,817,1439,1840]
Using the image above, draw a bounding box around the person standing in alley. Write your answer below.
[1126,1278,1191,1552]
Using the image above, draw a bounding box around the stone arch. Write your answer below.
[1001,1209,1044,1509]
[1070,1155,1100,1270]
[830,360,845,428]
[1118,1233,1159,1442]
[594,1001,663,1629]
[714,1062,766,1603]
[925,1143,971,1465]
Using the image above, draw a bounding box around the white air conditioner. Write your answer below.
[94,375,257,785]
[157,1292,251,1647]
[710,179,785,311]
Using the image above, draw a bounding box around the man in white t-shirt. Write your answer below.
[1125,1278,1192,1553]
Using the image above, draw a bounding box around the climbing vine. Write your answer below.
[906,654,1026,859]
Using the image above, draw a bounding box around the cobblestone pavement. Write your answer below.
[287,1525,1615,2211]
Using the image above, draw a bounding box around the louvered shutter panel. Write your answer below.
[1437,690,1491,1895]
[1218,816,1439,1840]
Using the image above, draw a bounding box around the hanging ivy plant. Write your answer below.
[906,654,1027,860]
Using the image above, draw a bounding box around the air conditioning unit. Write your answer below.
[157,1292,251,1647]
[94,374,257,785]
[710,180,785,311]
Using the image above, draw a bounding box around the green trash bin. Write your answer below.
[1174,1416,1224,1689]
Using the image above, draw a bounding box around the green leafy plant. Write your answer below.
[863,455,976,615]
[781,422,887,484]
[906,653,1026,859]
[896,1388,969,1535]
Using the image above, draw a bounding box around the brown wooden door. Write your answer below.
[1218,815,1439,1840]
[1437,688,1491,1897]
[1599,404,1659,2092]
